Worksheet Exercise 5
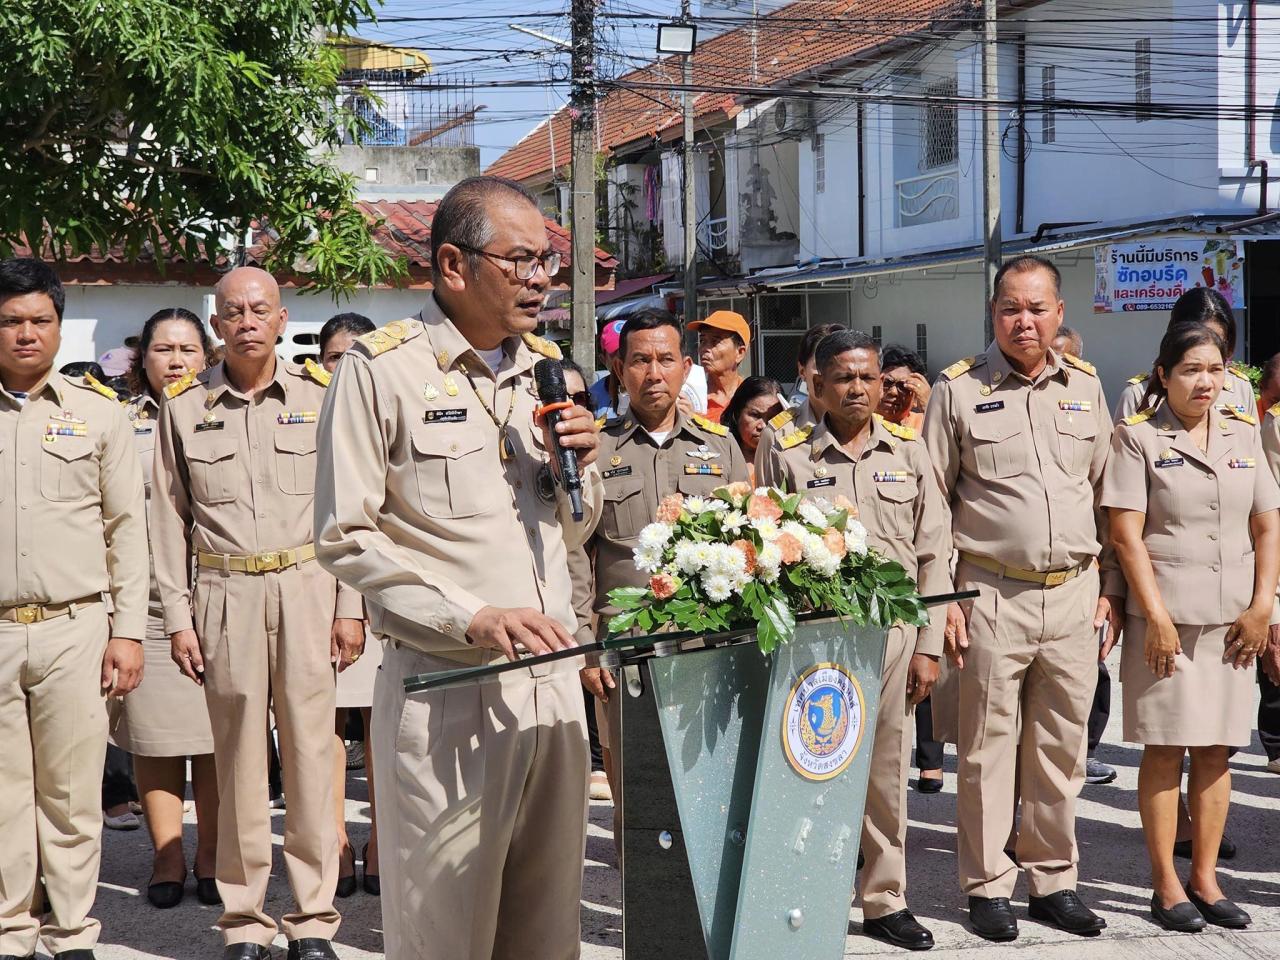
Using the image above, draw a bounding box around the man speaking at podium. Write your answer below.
[314,176,603,960]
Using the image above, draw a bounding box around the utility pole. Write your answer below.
[682,0,698,329]
[981,0,1001,343]
[569,0,597,371]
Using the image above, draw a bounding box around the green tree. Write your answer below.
[0,1,403,294]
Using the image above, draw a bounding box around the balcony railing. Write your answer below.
[896,167,959,228]
[697,216,730,254]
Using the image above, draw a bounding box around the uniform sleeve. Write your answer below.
[1249,427,1280,516]
[921,378,961,504]
[557,463,602,550]
[566,544,597,646]
[910,442,954,657]
[1089,378,1125,598]
[99,399,149,640]
[1112,380,1144,424]
[1262,413,1280,486]
[754,437,787,491]
[314,354,487,651]
[1100,424,1148,514]
[151,398,197,634]
[727,432,750,484]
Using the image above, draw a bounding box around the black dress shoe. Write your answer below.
[968,896,1018,941]
[223,945,271,960]
[864,909,934,951]
[1186,887,1251,929]
[196,875,222,906]
[361,843,379,896]
[915,776,943,794]
[1173,835,1236,860]
[1028,890,1106,935]
[1149,894,1206,932]
[52,952,96,960]
[146,874,184,909]
[0,954,35,959]
[286,940,338,960]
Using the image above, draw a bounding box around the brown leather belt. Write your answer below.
[958,551,1090,588]
[196,542,316,574]
[0,593,103,624]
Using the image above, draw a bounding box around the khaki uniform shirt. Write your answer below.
[1102,406,1279,624]
[922,344,1124,596]
[1113,367,1255,423]
[589,411,748,617]
[757,414,952,655]
[313,297,603,659]
[126,392,164,622]
[753,398,817,480]
[0,372,148,638]
[151,360,362,634]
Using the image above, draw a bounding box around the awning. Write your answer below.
[596,294,668,322]
[597,272,674,305]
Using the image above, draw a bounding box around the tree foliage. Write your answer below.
[0,1,404,294]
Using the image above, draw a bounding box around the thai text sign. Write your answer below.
[1094,238,1244,312]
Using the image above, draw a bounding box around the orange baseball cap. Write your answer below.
[688,310,751,345]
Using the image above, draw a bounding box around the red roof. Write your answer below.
[486,0,969,184]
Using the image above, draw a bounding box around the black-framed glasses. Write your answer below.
[569,391,591,409]
[455,244,561,280]
[881,377,913,393]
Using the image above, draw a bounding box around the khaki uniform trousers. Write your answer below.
[858,624,914,920]
[374,641,589,960]
[0,602,108,956]
[955,560,1100,899]
[195,562,339,945]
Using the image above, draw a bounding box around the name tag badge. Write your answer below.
[1154,457,1184,468]
[684,463,723,476]
[133,424,154,435]
[975,401,1005,413]
[194,420,224,432]
[807,476,837,488]
[423,409,467,424]
[603,465,633,480]
[1229,458,1256,469]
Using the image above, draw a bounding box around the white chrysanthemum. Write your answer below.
[809,497,835,514]
[684,496,709,515]
[844,518,869,556]
[800,533,839,576]
[755,542,782,583]
[633,543,664,573]
[798,502,828,528]
[780,520,808,540]
[637,522,673,551]
[673,542,702,574]
[705,543,746,579]
[754,486,771,496]
[731,570,753,594]
[702,573,733,602]
[721,510,748,533]
[750,517,780,541]
[705,498,730,512]
[690,542,717,569]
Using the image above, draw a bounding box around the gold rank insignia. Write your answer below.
[979,385,992,396]
[522,332,563,360]
[1123,408,1155,426]
[1127,371,1151,385]
[424,382,439,402]
[302,358,332,387]
[690,413,728,436]
[609,455,622,467]
[443,376,459,397]
[1225,405,1256,425]
[356,319,419,358]
[1061,354,1097,376]
[164,369,198,399]
[876,415,917,440]
[779,424,814,450]
[940,356,976,380]
[437,350,450,369]
[83,373,117,400]
[769,408,795,430]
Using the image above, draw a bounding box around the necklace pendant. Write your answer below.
[499,430,516,462]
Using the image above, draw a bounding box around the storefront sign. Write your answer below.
[1093,238,1244,312]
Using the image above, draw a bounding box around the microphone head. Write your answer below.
[533,358,567,402]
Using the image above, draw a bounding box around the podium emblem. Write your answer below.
[783,663,865,781]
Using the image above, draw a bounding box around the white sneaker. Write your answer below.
[1266,758,1280,775]
[104,810,140,831]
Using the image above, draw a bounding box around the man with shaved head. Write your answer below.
[151,267,363,960]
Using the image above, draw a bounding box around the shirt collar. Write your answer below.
[2,370,63,406]
[615,407,692,449]
[809,413,895,461]
[205,358,288,404]
[418,294,530,381]
[986,341,1065,389]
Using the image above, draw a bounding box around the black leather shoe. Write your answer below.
[915,776,943,794]
[968,896,1018,941]
[286,940,338,960]
[52,952,96,960]
[0,954,35,959]
[223,945,271,960]
[864,909,934,950]
[1150,894,1206,932]
[146,875,184,909]
[361,842,380,896]
[1028,890,1106,935]
[1186,887,1251,929]
[196,875,222,906]
[1173,835,1236,860]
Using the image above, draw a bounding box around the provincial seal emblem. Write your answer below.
[782,663,865,782]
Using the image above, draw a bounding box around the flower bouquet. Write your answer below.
[606,483,929,652]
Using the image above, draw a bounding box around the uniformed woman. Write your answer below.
[112,307,220,908]
[1103,322,1279,933]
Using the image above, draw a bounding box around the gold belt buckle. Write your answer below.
[1043,569,1069,588]
[255,551,281,573]
[15,605,41,624]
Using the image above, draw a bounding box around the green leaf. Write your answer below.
[762,595,796,648]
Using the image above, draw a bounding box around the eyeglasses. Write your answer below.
[454,244,562,281]
[881,377,913,393]
[570,391,591,409]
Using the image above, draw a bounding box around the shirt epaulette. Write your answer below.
[769,408,795,430]
[940,356,977,381]
[1123,408,1155,426]
[1269,402,1280,420]
[1127,372,1150,385]
[1229,364,1250,379]
[778,424,814,450]
[875,414,917,441]
[690,413,728,437]
[163,369,198,400]
[594,416,606,430]
[302,358,332,387]
[81,373,118,401]
[1227,405,1257,426]
[521,332,563,360]
[1062,353,1097,376]
[354,319,421,359]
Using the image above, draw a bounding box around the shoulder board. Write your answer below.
[594,416,606,429]
[1122,408,1155,427]
[522,332,563,360]
[1229,364,1250,379]
[163,369,198,400]
[355,318,420,359]
[302,358,332,388]
[778,424,814,450]
[690,412,728,437]
[81,373,117,401]
[1269,402,1280,420]
[768,408,795,430]
[1062,353,1096,376]
[876,414,917,441]
[939,356,977,381]
[1227,406,1257,426]
[1127,372,1150,385]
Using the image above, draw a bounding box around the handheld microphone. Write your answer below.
[533,358,584,521]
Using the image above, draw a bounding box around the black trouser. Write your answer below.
[1087,661,1111,756]
[583,688,604,772]
[1259,667,1280,762]
[914,696,944,771]
[102,744,137,810]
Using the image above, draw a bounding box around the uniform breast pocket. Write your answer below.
[676,471,723,499]
[274,429,317,496]
[40,436,97,502]
[1054,414,1098,477]
[872,481,916,540]
[410,426,501,519]
[602,477,648,541]
[968,417,1025,480]
[185,437,240,505]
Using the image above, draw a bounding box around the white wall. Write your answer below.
[798,112,861,260]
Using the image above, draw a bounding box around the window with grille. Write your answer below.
[814,134,826,194]
[1041,66,1056,144]
[922,77,958,170]
[1135,39,1152,122]
[871,325,883,347]
[915,323,928,366]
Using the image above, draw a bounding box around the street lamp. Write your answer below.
[656,22,697,56]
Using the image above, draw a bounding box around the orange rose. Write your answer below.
[731,539,758,575]
[776,532,804,565]
[747,493,783,522]
[656,493,685,524]
[823,527,847,559]
[650,573,680,599]
[723,481,752,506]
[833,494,858,517]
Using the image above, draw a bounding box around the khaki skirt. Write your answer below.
[336,629,383,710]
[1120,616,1253,747]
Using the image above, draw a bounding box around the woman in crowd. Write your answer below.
[877,344,930,432]
[113,307,220,908]
[318,312,383,896]
[1103,322,1279,932]
[721,376,783,483]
